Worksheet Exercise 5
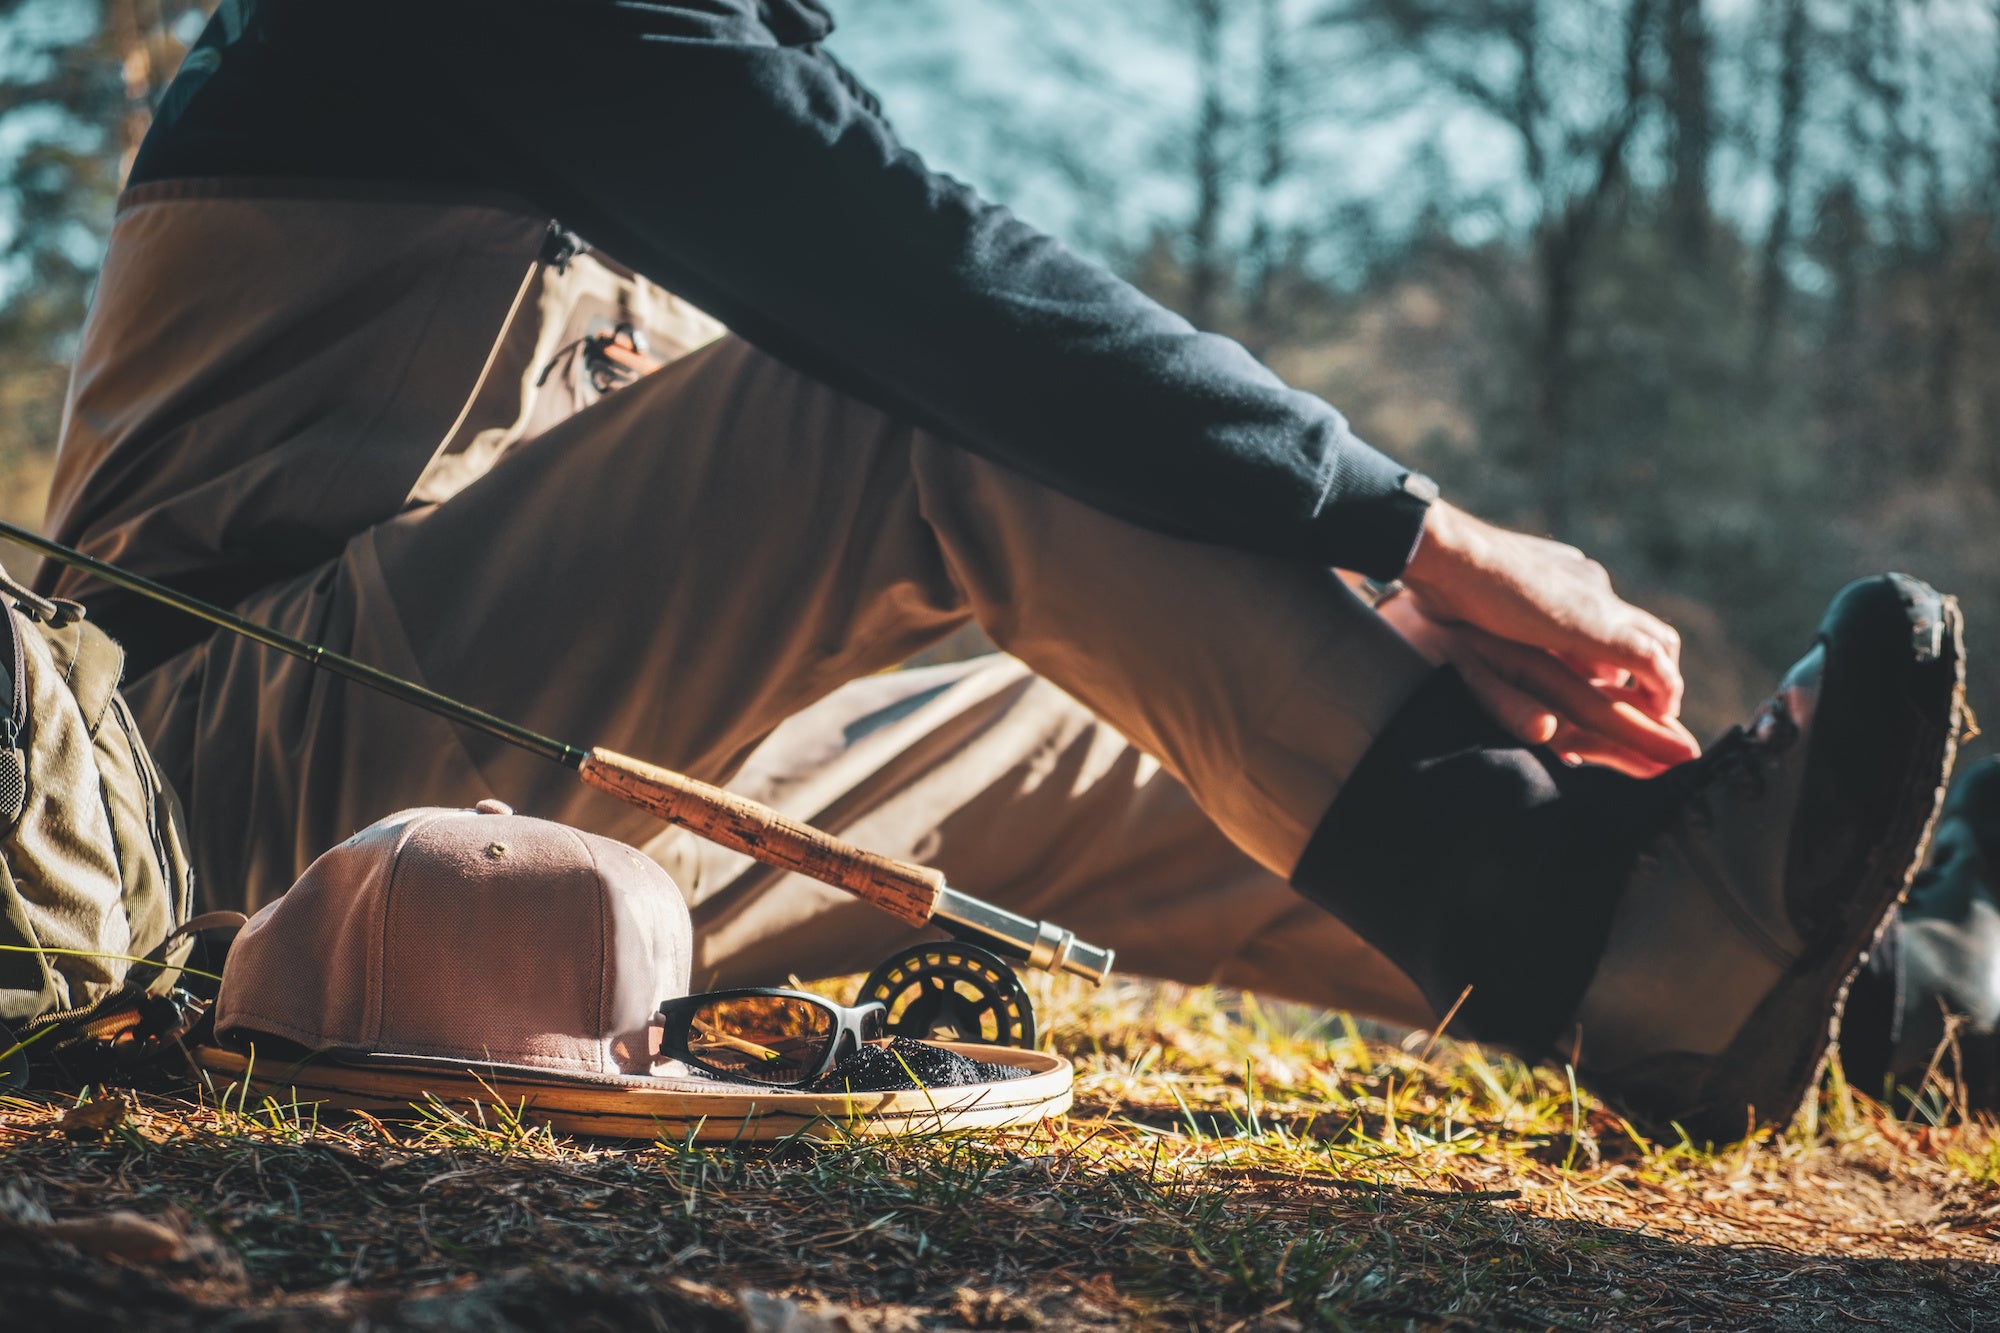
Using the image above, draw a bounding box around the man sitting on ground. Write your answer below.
[40,0,1973,1140]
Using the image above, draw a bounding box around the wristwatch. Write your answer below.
[1399,469,1441,506]
[1396,467,1439,553]
[1359,576,1408,608]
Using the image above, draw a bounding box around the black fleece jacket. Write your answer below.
[129,0,1432,579]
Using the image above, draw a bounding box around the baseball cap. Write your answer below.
[215,801,696,1083]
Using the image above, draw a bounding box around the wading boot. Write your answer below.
[1841,757,2000,1111]
[1292,574,1965,1145]
[1569,573,1965,1142]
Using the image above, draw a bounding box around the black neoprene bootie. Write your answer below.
[1842,757,2000,1110]
[1291,667,1677,1053]
[1296,574,1965,1144]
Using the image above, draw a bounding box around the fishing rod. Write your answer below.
[0,519,1113,984]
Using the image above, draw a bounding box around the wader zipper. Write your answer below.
[418,220,583,489]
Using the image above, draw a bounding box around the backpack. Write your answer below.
[0,568,210,1084]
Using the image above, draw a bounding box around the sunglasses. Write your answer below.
[657,988,888,1087]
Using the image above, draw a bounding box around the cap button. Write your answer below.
[474,798,514,816]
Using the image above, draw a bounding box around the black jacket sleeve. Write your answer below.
[132,0,1433,578]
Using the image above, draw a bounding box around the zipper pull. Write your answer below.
[0,611,22,826]
[541,223,588,273]
[0,726,21,829]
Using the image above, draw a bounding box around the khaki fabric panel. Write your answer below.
[410,250,726,507]
[47,617,191,975]
[0,864,48,1017]
[42,185,553,606]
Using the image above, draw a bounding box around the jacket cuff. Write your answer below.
[1317,438,1434,581]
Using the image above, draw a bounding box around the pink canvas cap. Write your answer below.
[215,802,694,1082]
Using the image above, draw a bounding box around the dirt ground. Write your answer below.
[3,982,1996,1331]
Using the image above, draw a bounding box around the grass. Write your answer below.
[2,976,1996,1330]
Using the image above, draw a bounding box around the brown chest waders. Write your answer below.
[0,519,1114,1033]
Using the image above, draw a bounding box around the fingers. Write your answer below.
[1604,695,1700,762]
[1465,636,1701,769]
[1551,702,1701,777]
[1628,610,1685,714]
[1392,572,1700,767]
[1571,617,1685,721]
[1453,653,1559,747]
[1548,723,1681,778]
[1372,588,1451,665]
[1624,635,1683,719]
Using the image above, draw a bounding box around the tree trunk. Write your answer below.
[1812,182,1869,479]
[1529,0,1651,534]
[1536,223,1581,533]
[1664,0,1712,260]
[1991,0,2000,228]
[102,0,164,183]
[1864,0,1914,243]
[1185,0,1228,330]
[1753,0,1808,374]
[1244,0,1288,343]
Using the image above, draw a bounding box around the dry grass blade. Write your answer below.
[0,977,1992,1330]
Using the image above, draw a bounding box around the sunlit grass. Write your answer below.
[1,978,1994,1327]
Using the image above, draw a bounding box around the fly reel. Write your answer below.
[857,940,1037,1049]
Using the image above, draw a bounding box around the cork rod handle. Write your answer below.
[577,748,943,928]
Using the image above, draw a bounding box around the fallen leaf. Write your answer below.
[45,1210,186,1264]
[1071,1274,1123,1319]
[54,1094,130,1139]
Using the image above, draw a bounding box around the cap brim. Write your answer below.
[194,1041,1074,1143]
[324,1046,735,1093]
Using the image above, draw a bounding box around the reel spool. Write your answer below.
[857,940,1037,1049]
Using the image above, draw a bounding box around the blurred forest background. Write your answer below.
[0,0,1992,755]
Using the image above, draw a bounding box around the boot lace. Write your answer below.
[1634,695,1803,866]
[1673,729,1771,828]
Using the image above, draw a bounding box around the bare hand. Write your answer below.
[1394,503,1701,776]
[1376,592,1700,776]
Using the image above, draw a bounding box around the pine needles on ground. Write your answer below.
[1,978,1994,1330]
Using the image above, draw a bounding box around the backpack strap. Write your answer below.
[129,910,249,998]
